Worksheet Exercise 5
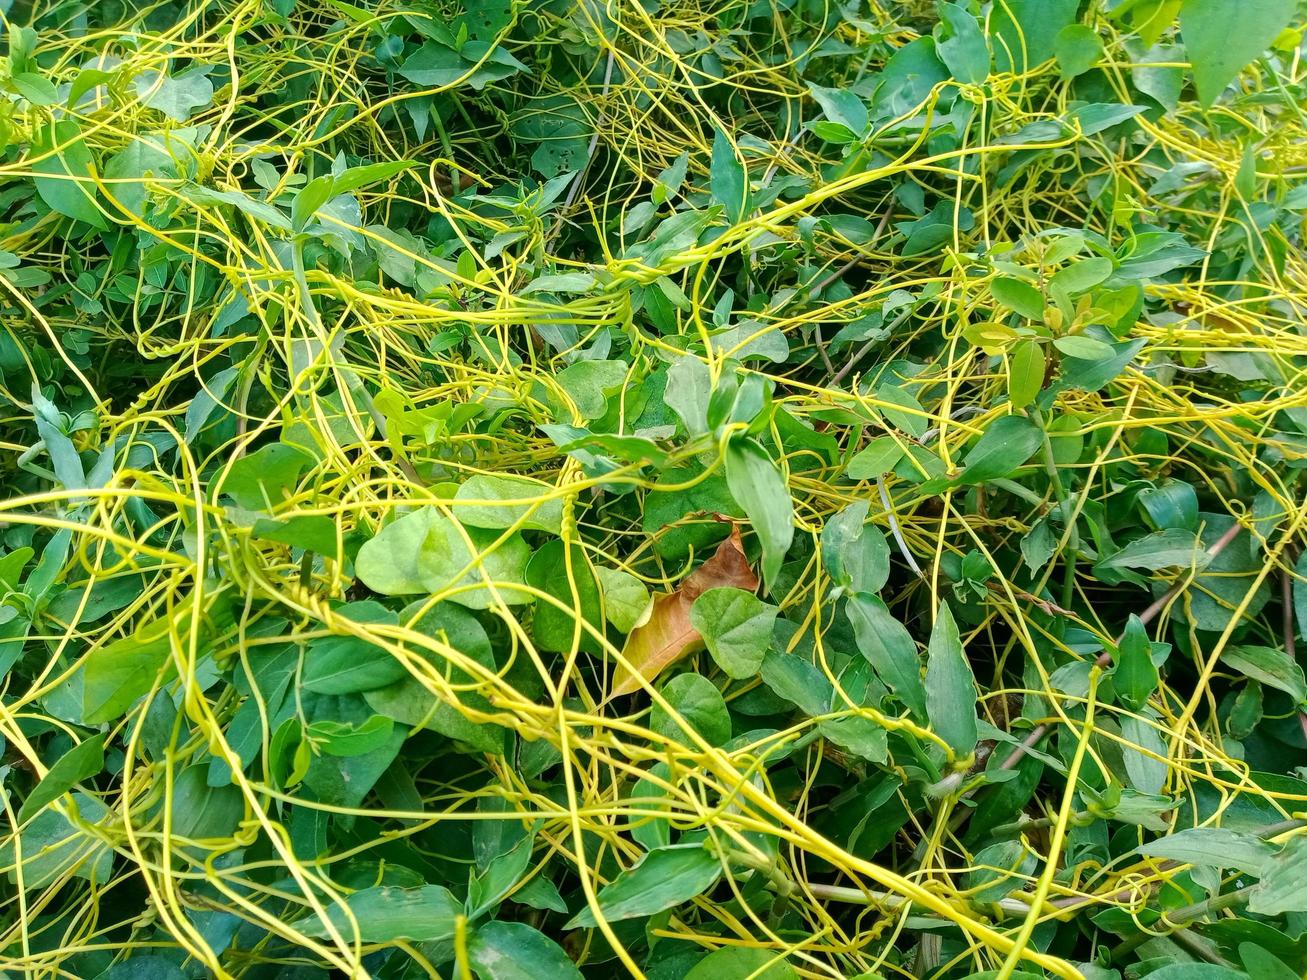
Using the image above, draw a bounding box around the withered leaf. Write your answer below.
[610,527,759,697]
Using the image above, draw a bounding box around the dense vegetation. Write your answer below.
[2,0,1307,977]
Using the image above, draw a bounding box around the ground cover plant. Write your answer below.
[1,0,1307,977]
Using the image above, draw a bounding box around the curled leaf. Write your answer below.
[610,527,758,697]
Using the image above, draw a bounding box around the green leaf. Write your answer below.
[305,715,396,756]
[19,734,105,823]
[221,443,315,509]
[991,0,1079,72]
[354,508,531,608]
[1098,529,1205,572]
[331,159,416,193]
[565,843,722,928]
[1135,827,1275,877]
[83,619,174,723]
[650,673,731,747]
[292,175,336,232]
[133,68,214,121]
[1050,256,1113,295]
[821,500,890,595]
[666,355,713,437]
[1112,615,1158,712]
[454,474,563,534]
[957,415,1042,485]
[845,594,926,719]
[684,947,798,980]
[1221,646,1307,705]
[398,41,527,89]
[303,604,407,695]
[924,603,978,755]
[1053,335,1114,360]
[1295,550,1307,642]
[299,885,461,941]
[468,921,582,980]
[1139,966,1249,980]
[1007,340,1045,410]
[690,587,777,679]
[760,649,832,716]
[935,1,989,83]
[724,437,794,591]
[1180,0,1296,106]
[595,567,650,634]
[845,437,906,484]
[1239,943,1300,980]
[1055,25,1104,79]
[11,72,58,105]
[710,127,749,224]
[807,84,867,134]
[524,541,602,653]
[991,276,1044,319]
[31,120,107,229]
[1249,835,1307,915]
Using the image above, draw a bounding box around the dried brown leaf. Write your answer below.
[610,527,759,697]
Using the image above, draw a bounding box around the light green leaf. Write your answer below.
[11,72,58,105]
[1135,827,1275,877]
[846,435,907,479]
[133,68,214,121]
[306,715,396,757]
[83,620,173,724]
[1055,25,1104,79]
[1180,0,1296,106]
[690,587,777,679]
[595,567,650,634]
[354,508,532,608]
[1053,334,1114,360]
[299,885,461,941]
[1007,340,1045,410]
[650,673,731,747]
[808,84,868,133]
[991,276,1044,319]
[924,603,978,755]
[31,120,107,229]
[566,843,722,928]
[19,734,105,823]
[1221,646,1307,705]
[1050,256,1113,294]
[684,947,798,980]
[468,921,582,980]
[1249,835,1307,915]
[454,474,563,534]
[725,437,794,590]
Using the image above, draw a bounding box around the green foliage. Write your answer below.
[1,0,1306,978]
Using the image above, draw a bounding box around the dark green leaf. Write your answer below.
[846,594,926,719]
[710,128,749,224]
[924,603,978,755]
